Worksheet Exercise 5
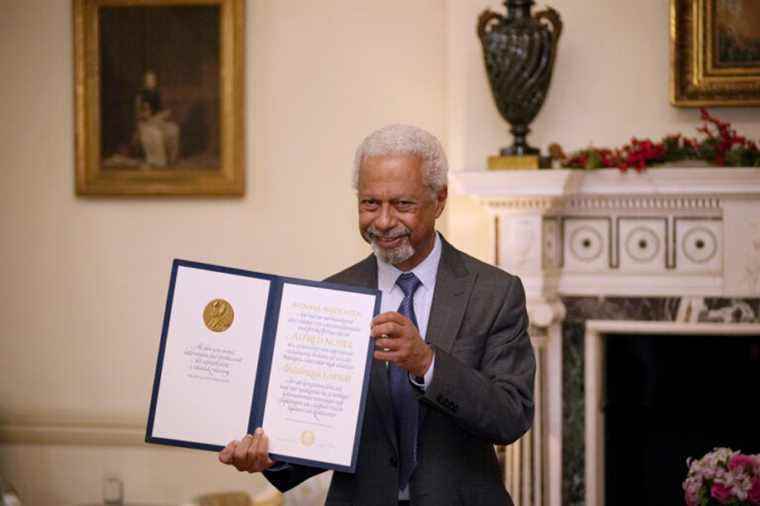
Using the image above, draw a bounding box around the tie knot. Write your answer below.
[396,272,421,297]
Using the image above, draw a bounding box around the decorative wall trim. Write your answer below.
[483,195,724,212]
[564,195,721,211]
[495,214,501,266]
[560,216,612,269]
[614,216,669,269]
[585,319,760,335]
[0,420,145,447]
[484,197,562,211]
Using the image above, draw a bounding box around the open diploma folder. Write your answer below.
[146,259,380,473]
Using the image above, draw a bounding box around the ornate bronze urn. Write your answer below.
[478,0,562,158]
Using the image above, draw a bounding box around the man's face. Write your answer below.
[357,154,446,271]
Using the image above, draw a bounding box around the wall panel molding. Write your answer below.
[0,420,145,446]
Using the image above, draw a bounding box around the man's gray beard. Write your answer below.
[370,239,415,266]
[364,225,415,266]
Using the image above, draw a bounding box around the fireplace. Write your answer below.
[602,328,760,505]
[584,320,760,506]
[455,167,760,506]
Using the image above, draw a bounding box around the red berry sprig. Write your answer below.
[560,109,759,172]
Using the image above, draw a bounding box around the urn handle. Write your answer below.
[533,7,563,49]
[477,10,503,40]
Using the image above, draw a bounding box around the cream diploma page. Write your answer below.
[262,282,375,468]
[151,266,270,447]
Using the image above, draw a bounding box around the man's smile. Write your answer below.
[376,236,405,248]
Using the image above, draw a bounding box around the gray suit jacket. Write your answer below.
[265,237,535,506]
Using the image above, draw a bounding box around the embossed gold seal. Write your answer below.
[300,430,315,447]
[203,298,234,332]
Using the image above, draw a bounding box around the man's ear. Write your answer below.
[433,186,448,218]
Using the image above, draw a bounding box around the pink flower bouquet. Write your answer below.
[684,448,760,505]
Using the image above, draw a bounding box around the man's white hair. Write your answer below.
[352,124,448,194]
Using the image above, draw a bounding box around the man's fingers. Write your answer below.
[252,432,274,471]
[221,430,275,473]
[247,429,269,469]
[374,336,403,351]
[219,440,238,464]
[258,430,269,454]
[232,434,254,471]
[372,311,409,327]
[370,321,404,338]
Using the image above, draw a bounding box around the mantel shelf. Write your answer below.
[453,167,760,198]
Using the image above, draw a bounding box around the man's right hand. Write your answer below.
[218,428,276,473]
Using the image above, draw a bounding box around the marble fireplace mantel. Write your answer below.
[453,167,760,506]
[454,167,760,309]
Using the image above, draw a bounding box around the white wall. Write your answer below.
[0,1,446,504]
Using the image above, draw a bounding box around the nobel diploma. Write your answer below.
[146,260,379,473]
[262,283,375,468]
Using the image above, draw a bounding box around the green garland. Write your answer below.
[558,109,760,172]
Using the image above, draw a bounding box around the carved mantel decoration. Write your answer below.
[454,167,760,506]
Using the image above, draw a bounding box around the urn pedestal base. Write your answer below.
[488,155,551,170]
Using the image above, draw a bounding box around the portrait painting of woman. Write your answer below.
[75,0,244,194]
[99,5,221,171]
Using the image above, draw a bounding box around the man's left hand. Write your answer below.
[372,311,433,377]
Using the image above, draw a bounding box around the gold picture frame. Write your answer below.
[671,0,760,107]
[74,0,245,195]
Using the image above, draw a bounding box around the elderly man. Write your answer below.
[220,125,535,506]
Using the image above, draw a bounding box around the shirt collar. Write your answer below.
[377,232,442,293]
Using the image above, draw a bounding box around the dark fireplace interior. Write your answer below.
[604,333,760,505]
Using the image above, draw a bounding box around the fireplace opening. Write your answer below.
[603,333,760,505]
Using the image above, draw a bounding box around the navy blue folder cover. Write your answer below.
[145,259,381,473]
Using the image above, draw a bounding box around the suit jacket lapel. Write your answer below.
[419,237,475,441]
[426,237,476,354]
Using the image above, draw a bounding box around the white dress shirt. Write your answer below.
[376,232,442,389]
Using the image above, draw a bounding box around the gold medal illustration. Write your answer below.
[300,430,315,447]
[203,298,234,332]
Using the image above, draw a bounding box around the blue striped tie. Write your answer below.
[390,272,422,490]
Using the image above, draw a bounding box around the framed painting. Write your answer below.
[671,0,760,107]
[74,0,245,195]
